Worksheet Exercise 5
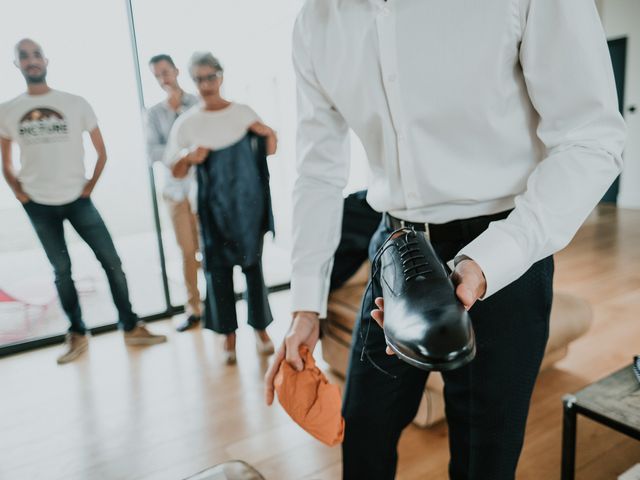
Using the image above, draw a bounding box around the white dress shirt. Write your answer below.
[290,0,626,317]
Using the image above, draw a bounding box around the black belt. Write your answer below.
[384,209,512,243]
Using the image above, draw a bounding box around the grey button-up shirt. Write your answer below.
[145,92,199,202]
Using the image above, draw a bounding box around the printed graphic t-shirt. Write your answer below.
[0,89,98,205]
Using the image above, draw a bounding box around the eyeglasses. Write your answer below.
[193,71,223,85]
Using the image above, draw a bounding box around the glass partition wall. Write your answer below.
[128,0,305,310]
[0,0,173,354]
[0,0,369,355]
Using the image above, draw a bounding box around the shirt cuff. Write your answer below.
[455,227,528,300]
[290,274,330,319]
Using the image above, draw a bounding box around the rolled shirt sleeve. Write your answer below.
[457,0,626,298]
[290,12,351,318]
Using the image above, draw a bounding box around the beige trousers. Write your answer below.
[166,197,202,316]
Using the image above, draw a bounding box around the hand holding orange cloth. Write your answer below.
[274,345,345,446]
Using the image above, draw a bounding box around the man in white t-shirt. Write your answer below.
[0,39,167,364]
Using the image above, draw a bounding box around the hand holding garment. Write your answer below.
[197,132,274,269]
[274,345,345,446]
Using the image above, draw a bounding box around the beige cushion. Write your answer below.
[546,293,593,354]
[419,292,593,427]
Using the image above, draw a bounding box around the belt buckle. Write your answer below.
[398,218,430,239]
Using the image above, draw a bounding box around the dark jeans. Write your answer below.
[23,197,138,334]
[203,260,273,334]
[342,220,554,480]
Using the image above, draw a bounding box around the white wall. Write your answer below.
[600,0,640,209]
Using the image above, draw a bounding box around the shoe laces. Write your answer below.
[370,227,432,281]
[397,232,432,282]
[357,227,430,377]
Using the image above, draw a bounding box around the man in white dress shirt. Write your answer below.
[265,0,626,478]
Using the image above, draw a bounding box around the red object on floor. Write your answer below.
[0,286,56,342]
[0,289,18,303]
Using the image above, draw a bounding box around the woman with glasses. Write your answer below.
[164,52,277,365]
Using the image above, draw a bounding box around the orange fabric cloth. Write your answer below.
[274,345,345,446]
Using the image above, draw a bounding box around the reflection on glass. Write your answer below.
[144,54,202,326]
[0,1,167,346]
[0,0,372,348]
[131,0,371,312]
[130,0,305,307]
[163,51,279,341]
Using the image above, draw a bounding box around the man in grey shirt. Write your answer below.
[146,54,201,332]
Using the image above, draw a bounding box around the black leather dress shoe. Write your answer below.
[176,314,201,332]
[377,229,475,371]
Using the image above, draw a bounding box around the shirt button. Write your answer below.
[380,5,391,16]
[388,74,397,82]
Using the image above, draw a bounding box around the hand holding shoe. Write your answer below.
[371,257,486,359]
[370,297,395,356]
[450,258,486,311]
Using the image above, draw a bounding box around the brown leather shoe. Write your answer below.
[57,332,89,364]
[124,324,167,346]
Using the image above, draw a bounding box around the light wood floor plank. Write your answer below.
[1,205,639,479]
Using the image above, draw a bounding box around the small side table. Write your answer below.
[562,365,640,479]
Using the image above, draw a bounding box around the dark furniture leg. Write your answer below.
[562,394,578,480]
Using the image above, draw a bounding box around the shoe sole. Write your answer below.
[385,335,476,372]
[124,337,167,346]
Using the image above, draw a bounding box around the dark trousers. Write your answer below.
[203,260,273,334]
[23,197,138,334]
[342,219,554,480]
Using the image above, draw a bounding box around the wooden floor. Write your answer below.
[1,205,639,480]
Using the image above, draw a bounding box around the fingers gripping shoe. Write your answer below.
[377,229,476,371]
